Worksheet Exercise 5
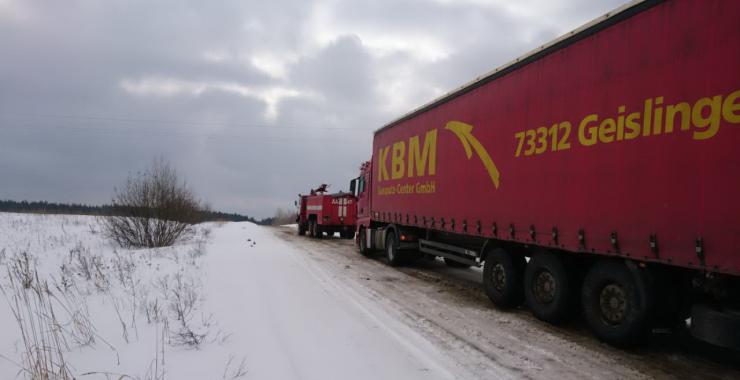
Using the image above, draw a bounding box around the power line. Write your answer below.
[0,122,369,144]
[0,112,375,132]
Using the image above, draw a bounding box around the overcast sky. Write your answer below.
[0,0,627,218]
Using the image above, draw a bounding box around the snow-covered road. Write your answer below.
[270,225,740,380]
[205,222,458,380]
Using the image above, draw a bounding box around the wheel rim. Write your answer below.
[599,283,627,325]
[533,270,557,304]
[491,263,507,291]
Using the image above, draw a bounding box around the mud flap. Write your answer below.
[690,304,740,350]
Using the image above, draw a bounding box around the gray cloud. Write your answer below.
[0,0,626,218]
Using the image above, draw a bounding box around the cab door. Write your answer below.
[354,162,371,219]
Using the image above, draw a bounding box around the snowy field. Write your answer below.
[0,212,456,379]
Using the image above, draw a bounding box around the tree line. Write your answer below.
[0,199,261,224]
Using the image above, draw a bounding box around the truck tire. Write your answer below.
[444,258,470,268]
[298,223,306,236]
[315,224,323,239]
[483,248,525,308]
[524,251,573,324]
[385,231,404,267]
[358,228,372,256]
[309,220,317,238]
[582,260,654,347]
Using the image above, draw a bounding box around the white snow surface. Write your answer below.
[0,213,456,379]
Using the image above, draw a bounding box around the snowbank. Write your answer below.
[0,213,455,379]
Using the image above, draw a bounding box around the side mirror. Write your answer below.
[349,179,357,195]
[294,200,298,206]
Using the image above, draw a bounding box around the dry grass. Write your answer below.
[222,355,247,379]
[1,255,74,380]
[0,215,239,378]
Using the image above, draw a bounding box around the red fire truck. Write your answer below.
[349,0,740,349]
[296,184,357,239]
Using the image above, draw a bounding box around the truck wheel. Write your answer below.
[582,260,654,347]
[524,251,573,324]
[385,231,404,266]
[309,221,317,238]
[298,223,306,236]
[444,258,470,268]
[315,224,324,239]
[483,248,525,308]
[358,228,372,256]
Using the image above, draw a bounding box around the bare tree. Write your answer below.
[270,208,298,226]
[101,159,204,248]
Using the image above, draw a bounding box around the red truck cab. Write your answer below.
[349,161,378,252]
[297,184,357,239]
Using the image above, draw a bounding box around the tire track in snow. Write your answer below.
[270,229,464,380]
[273,226,740,380]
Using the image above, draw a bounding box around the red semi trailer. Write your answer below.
[297,184,357,239]
[349,0,740,349]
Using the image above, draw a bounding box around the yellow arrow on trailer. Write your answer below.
[445,121,501,189]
